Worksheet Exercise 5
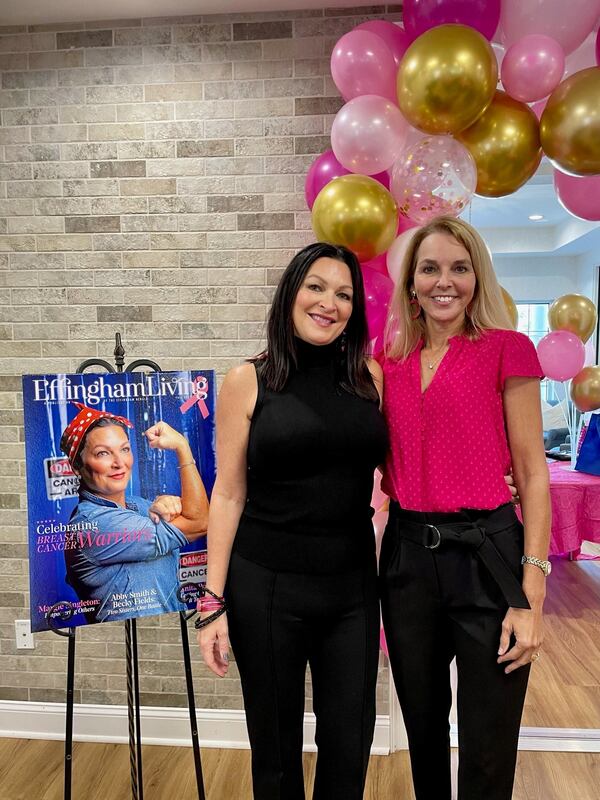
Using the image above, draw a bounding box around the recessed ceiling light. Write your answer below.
[528,214,544,221]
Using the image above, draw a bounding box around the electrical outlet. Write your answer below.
[15,619,34,650]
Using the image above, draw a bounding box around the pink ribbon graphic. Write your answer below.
[180,376,210,419]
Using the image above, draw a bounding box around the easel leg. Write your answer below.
[64,629,76,800]
[179,612,206,800]
[125,619,143,800]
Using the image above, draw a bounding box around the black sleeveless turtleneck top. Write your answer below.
[232,339,389,574]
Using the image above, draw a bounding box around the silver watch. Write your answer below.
[521,555,552,577]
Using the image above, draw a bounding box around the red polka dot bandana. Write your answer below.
[61,402,133,465]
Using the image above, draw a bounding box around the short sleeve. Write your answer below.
[499,330,544,389]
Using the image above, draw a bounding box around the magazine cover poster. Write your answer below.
[22,371,216,632]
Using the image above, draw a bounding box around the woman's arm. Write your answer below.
[198,363,257,677]
[145,421,209,540]
[366,357,384,407]
[498,376,551,673]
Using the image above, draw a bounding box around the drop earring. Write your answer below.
[410,290,421,320]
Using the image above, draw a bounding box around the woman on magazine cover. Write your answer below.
[60,403,209,622]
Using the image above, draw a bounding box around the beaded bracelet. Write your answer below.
[194,604,227,630]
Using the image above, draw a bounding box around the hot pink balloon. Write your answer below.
[403,0,501,42]
[330,29,398,103]
[355,19,410,67]
[501,35,565,103]
[331,95,409,175]
[596,28,600,66]
[361,252,389,277]
[499,0,600,55]
[537,330,586,381]
[304,150,350,210]
[387,227,419,285]
[554,169,600,221]
[397,214,419,235]
[363,265,394,341]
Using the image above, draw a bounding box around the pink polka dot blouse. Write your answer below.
[381,329,544,513]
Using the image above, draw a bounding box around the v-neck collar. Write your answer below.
[416,335,462,396]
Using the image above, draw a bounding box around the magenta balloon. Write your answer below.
[372,170,391,191]
[354,19,410,67]
[537,330,586,381]
[499,0,600,55]
[330,29,398,103]
[554,169,600,222]
[361,252,389,276]
[597,28,600,66]
[331,95,409,175]
[304,150,350,209]
[397,214,419,235]
[403,0,501,42]
[501,35,565,103]
[362,265,394,340]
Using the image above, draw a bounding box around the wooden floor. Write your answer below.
[0,738,599,800]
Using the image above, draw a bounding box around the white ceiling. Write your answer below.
[2,0,598,260]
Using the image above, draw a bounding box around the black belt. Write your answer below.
[388,502,530,610]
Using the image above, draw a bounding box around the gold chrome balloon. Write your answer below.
[570,366,600,412]
[500,286,518,329]
[457,91,542,197]
[540,67,600,176]
[397,24,497,135]
[548,293,597,342]
[311,174,398,262]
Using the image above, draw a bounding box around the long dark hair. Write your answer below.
[255,242,377,401]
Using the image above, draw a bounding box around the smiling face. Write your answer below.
[77,423,133,502]
[291,256,354,346]
[412,232,477,333]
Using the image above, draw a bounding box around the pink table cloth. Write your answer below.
[546,460,600,555]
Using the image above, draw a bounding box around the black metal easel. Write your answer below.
[47,333,206,800]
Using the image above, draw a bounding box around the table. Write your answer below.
[547,460,600,555]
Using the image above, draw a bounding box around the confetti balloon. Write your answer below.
[390,136,477,224]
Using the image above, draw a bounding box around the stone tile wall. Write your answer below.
[0,7,400,712]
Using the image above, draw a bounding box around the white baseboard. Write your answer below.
[0,700,391,755]
[449,724,600,753]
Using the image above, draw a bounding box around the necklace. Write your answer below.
[422,343,448,371]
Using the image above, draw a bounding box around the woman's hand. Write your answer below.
[497,604,544,674]
[149,494,182,524]
[198,613,230,678]
[504,473,520,505]
[145,421,187,453]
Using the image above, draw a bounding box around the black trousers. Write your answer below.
[226,551,380,800]
[380,504,531,800]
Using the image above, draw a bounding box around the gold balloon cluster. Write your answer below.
[548,294,600,412]
[311,174,398,262]
[541,68,600,176]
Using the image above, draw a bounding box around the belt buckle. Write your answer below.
[423,524,441,549]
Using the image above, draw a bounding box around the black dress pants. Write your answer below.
[380,505,531,800]
[226,551,380,800]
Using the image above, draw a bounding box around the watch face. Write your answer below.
[545,561,552,576]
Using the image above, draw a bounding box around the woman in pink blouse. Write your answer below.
[379,216,550,800]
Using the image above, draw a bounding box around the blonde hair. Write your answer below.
[385,216,514,360]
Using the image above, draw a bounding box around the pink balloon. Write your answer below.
[304,150,350,209]
[501,35,565,103]
[355,19,410,67]
[492,42,505,86]
[564,32,597,79]
[597,28,600,66]
[361,252,389,276]
[363,265,394,341]
[330,29,398,103]
[387,227,419,285]
[499,0,600,55]
[537,330,586,381]
[372,170,391,191]
[554,169,600,221]
[530,97,548,120]
[404,0,501,42]
[397,214,419,235]
[379,627,389,658]
[331,95,409,175]
[585,339,596,367]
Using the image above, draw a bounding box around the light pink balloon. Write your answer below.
[537,330,586,381]
[585,339,596,367]
[355,19,410,67]
[530,97,548,120]
[330,29,398,103]
[363,265,394,341]
[564,32,597,79]
[501,35,565,103]
[386,227,419,285]
[331,95,410,175]
[554,169,600,221]
[499,0,600,55]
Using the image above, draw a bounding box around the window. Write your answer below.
[515,302,557,404]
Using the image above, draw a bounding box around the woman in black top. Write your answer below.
[198,242,388,800]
